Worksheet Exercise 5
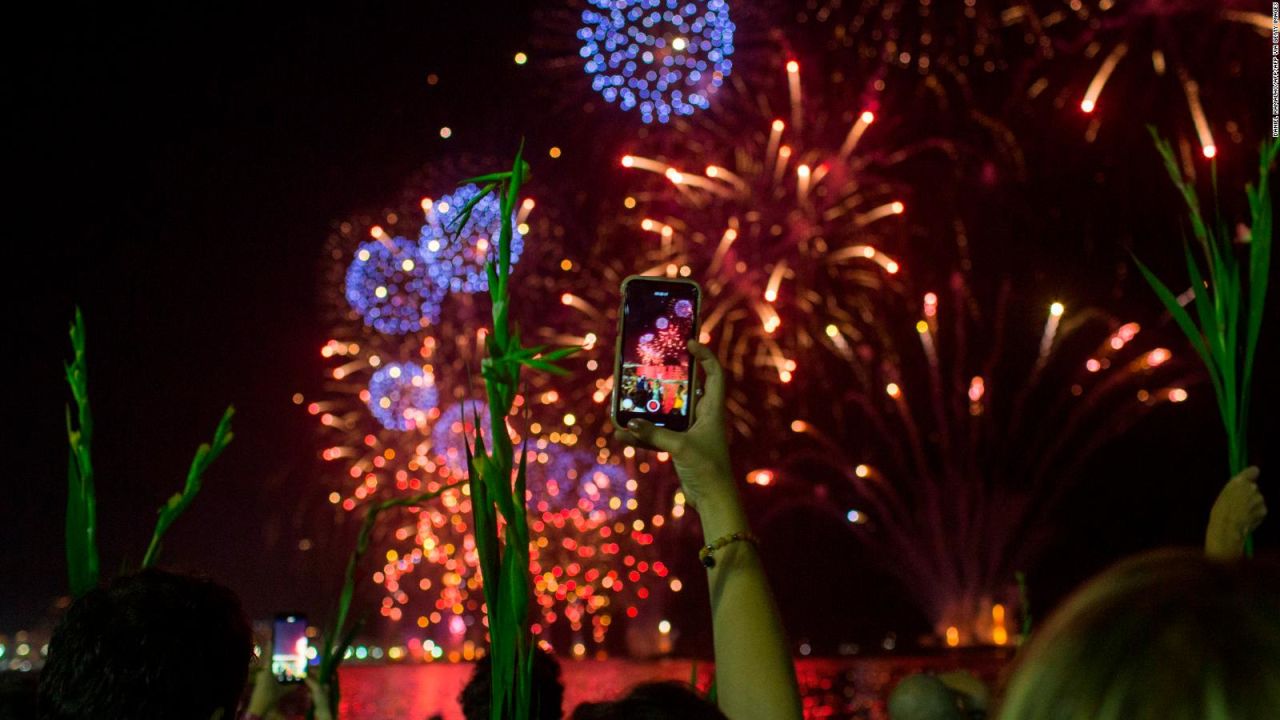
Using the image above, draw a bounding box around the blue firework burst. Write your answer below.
[345,236,445,334]
[366,362,438,431]
[419,184,524,294]
[578,0,735,124]
[530,449,635,519]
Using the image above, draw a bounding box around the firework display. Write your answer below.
[366,362,439,432]
[614,55,920,437]
[1022,0,1270,159]
[420,184,527,294]
[310,164,673,653]
[794,0,1043,76]
[578,0,737,124]
[295,0,1262,659]
[763,273,1193,644]
[345,234,444,334]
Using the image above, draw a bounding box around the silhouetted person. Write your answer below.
[889,669,991,720]
[460,649,564,720]
[571,681,727,720]
[39,569,252,720]
[999,549,1280,720]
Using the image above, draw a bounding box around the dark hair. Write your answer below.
[460,649,564,720]
[38,569,252,720]
[570,681,727,720]
[999,549,1280,720]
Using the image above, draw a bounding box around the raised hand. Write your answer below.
[613,340,734,513]
[1205,467,1267,559]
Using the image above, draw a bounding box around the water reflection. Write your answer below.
[338,655,1009,720]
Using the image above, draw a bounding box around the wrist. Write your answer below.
[246,688,280,716]
[695,485,749,541]
[1205,519,1244,558]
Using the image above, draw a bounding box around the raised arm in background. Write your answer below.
[616,341,803,720]
[1205,466,1267,559]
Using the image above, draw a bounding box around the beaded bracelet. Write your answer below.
[698,530,759,568]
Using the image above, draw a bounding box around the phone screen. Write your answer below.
[271,614,308,684]
[613,277,701,432]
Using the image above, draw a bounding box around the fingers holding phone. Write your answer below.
[610,276,734,509]
[271,613,309,684]
[619,340,735,508]
[611,276,701,432]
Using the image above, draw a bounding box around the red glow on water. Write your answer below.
[336,656,1010,720]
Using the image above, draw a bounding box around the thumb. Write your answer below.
[626,418,681,453]
[1228,466,1259,486]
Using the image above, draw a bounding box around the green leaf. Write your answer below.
[1143,133,1277,555]
[517,357,573,376]
[462,146,568,719]
[467,399,501,610]
[65,445,99,597]
[64,307,100,597]
[1015,570,1033,638]
[142,405,235,568]
[319,484,460,701]
[539,345,582,362]
[1132,255,1224,400]
[1240,139,1277,436]
[447,182,500,236]
[500,142,527,288]
[1149,127,1210,246]
[1180,244,1226,381]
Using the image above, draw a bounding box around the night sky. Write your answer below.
[6,1,1275,651]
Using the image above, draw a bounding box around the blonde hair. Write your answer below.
[999,549,1280,720]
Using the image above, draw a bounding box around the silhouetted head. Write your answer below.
[570,681,727,720]
[39,569,252,720]
[999,549,1280,720]
[888,674,964,720]
[460,649,564,720]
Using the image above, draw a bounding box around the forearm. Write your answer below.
[699,489,803,720]
[1205,516,1245,559]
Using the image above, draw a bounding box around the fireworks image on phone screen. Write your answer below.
[616,279,699,431]
[271,614,308,683]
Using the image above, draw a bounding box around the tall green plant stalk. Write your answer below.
[1015,570,1032,641]
[64,307,236,596]
[65,308,100,598]
[142,406,235,568]
[315,485,460,715]
[451,146,578,720]
[1134,132,1277,556]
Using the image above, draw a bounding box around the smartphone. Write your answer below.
[612,276,702,432]
[271,613,308,684]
